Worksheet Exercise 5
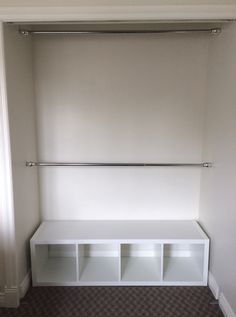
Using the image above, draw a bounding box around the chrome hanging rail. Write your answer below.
[26,161,212,167]
[20,28,221,36]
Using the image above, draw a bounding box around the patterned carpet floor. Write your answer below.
[0,286,224,317]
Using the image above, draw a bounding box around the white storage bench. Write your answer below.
[30,220,209,286]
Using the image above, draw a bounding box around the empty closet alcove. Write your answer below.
[2,19,236,296]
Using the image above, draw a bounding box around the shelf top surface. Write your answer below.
[31,220,208,243]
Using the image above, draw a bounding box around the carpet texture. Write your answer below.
[0,286,224,317]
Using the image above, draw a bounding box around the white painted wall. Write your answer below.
[199,23,236,315]
[33,34,209,220]
[0,22,19,306]
[0,169,4,293]
[0,210,4,293]
[4,24,40,286]
[1,2,236,23]
[0,0,235,6]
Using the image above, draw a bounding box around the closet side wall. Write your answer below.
[0,213,4,293]
[33,34,208,220]
[199,23,236,315]
[4,25,40,286]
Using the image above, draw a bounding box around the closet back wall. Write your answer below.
[33,34,208,220]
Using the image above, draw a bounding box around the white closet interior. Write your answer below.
[2,19,236,309]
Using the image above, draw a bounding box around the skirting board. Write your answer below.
[2,287,19,307]
[0,272,30,307]
[0,292,5,307]
[219,293,236,317]
[208,271,220,299]
[208,271,236,317]
[0,288,19,307]
[20,271,31,299]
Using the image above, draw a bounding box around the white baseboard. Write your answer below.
[208,271,236,317]
[208,271,220,299]
[0,292,5,307]
[219,293,236,317]
[0,288,19,307]
[20,271,31,299]
[0,272,30,307]
[4,287,19,307]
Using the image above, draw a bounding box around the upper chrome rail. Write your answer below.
[20,28,221,36]
[26,161,212,168]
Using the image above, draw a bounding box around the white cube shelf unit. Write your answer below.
[34,244,77,285]
[30,220,209,286]
[78,244,120,282]
[121,244,162,282]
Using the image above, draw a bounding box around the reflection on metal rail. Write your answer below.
[25,161,212,168]
[20,28,222,36]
